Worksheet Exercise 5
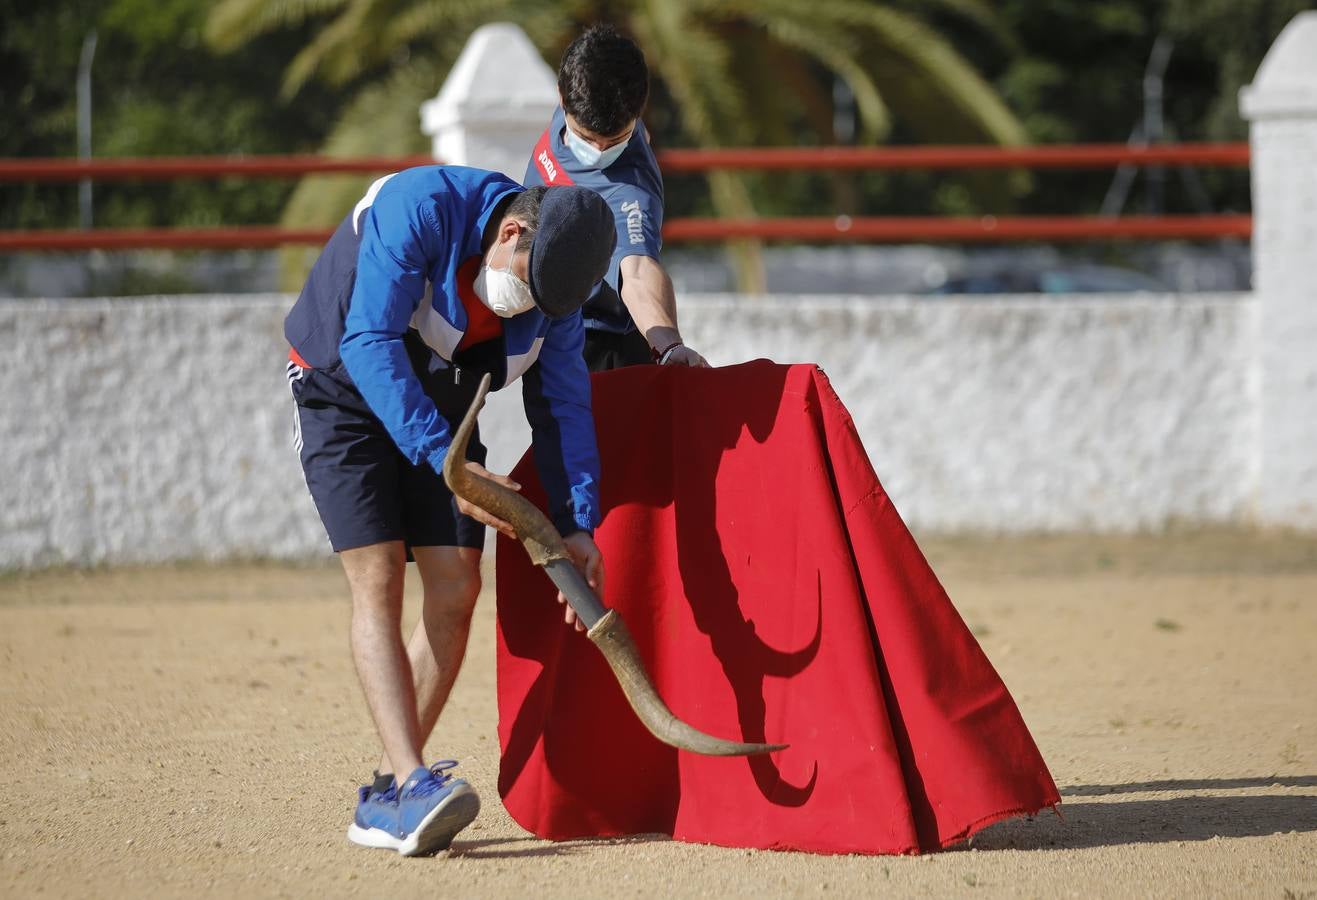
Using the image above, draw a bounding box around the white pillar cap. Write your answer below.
[1240,11,1317,121]
[420,23,558,135]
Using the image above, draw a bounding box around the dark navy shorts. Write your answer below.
[286,345,487,554]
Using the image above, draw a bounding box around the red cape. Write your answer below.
[495,361,1059,854]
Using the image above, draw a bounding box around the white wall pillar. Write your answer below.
[420,23,558,181]
[1240,12,1317,528]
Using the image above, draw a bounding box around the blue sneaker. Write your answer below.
[346,778,400,851]
[396,761,480,857]
[347,761,480,857]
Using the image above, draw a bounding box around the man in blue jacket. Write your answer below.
[285,165,614,856]
[525,24,709,371]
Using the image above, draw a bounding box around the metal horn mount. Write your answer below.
[444,373,785,757]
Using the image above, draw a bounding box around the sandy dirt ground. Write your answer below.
[1,529,1315,899]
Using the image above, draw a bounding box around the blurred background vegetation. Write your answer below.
[1,0,1310,290]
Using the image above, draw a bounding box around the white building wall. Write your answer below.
[0,293,1259,568]
[680,294,1257,531]
[0,297,325,567]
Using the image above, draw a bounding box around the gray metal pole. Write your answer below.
[1099,124,1143,218]
[78,31,97,229]
[1142,35,1173,215]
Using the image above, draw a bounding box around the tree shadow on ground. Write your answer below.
[450,833,670,859]
[448,836,575,859]
[966,792,1317,852]
[1061,776,1317,796]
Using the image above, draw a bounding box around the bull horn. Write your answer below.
[444,373,786,758]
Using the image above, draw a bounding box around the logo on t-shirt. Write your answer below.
[537,149,559,183]
[620,199,645,245]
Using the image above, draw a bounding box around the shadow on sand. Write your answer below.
[450,834,669,860]
[452,785,1316,857]
[967,784,1317,852]
[1060,775,1317,796]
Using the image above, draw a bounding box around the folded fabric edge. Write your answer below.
[936,799,1065,853]
[494,798,1065,857]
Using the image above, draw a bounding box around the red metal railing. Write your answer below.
[665,214,1252,243]
[0,227,336,251]
[0,155,436,182]
[0,143,1252,250]
[657,143,1251,172]
[2,215,1252,251]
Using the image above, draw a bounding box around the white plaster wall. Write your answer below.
[679,294,1258,531]
[0,297,328,567]
[1,292,1261,568]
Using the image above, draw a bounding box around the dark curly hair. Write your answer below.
[506,186,547,252]
[557,24,649,137]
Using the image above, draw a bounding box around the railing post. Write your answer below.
[419,23,558,181]
[1240,12,1317,528]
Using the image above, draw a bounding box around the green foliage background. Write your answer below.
[3,0,1312,235]
[0,0,340,230]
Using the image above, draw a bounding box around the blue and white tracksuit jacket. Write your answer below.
[284,165,600,535]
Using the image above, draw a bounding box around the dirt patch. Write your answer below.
[2,530,1315,898]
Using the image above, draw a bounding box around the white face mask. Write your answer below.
[473,238,535,318]
[564,122,631,170]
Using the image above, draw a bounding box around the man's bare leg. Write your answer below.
[377,546,482,777]
[341,541,425,781]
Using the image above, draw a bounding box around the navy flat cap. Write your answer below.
[528,186,617,319]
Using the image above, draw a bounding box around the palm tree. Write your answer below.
[206,0,1025,290]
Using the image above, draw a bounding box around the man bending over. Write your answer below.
[285,165,614,856]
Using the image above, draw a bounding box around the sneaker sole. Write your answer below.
[399,783,481,857]
[347,822,403,851]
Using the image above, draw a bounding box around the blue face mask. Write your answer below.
[564,123,632,170]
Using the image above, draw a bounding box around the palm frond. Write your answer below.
[632,3,747,145]
[898,0,1017,50]
[734,0,1024,145]
[380,0,508,48]
[277,59,441,288]
[280,0,377,96]
[211,0,1025,290]
[852,4,1025,144]
[632,0,764,292]
[756,18,891,142]
[518,0,607,59]
[726,37,833,145]
[205,0,350,52]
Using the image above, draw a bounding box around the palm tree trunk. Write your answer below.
[708,171,766,294]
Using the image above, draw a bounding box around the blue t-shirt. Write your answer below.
[523,106,664,335]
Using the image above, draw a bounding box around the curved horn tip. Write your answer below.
[693,740,789,757]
